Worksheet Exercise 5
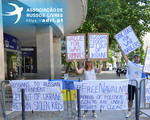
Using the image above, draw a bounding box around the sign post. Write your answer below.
[21,89,25,120]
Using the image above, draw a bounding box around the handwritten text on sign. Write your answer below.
[146,79,150,103]
[143,47,150,73]
[74,80,128,110]
[89,34,108,59]
[115,26,141,55]
[10,80,64,111]
[66,35,85,60]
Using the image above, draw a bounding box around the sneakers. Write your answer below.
[82,112,86,118]
[93,112,97,118]
[82,112,97,118]
[126,112,131,118]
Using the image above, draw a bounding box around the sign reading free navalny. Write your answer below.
[74,80,128,110]
[10,80,64,111]
[114,26,141,55]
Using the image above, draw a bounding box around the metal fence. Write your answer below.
[1,80,12,120]
[1,79,150,120]
[139,79,150,117]
[0,80,78,120]
[68,79,140,120]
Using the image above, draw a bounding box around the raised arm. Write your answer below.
[95,60,102,74]
[119,46,128,64]
[73,60,84,75]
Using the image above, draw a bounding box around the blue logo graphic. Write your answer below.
[3,3,23,24]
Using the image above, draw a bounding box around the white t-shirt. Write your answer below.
[84,68,96,80]
[126,60,143,86]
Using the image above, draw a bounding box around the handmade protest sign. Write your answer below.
[74,80,128,110]
[65,34,86,62]
[10,80,64,111]
[88,33,109,61]
[143,47,150,74]
[114,25,141,55]
[146,79,150,103]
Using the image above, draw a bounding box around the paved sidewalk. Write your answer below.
[68,70,126,80]
[76,110,150,120]
[7,70,150,120]
[68,70,150,120]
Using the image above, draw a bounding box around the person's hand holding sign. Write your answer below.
[73,60,84,74]
[99,60,102,65]
[73,60,76,64]
[95,60,103,74]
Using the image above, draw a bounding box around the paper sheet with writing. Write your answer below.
[74,80,128,110]
[146,79,150,103]
[10,80,64,111]
[115,26,141,55]
[88,34,108,60]
[66,35,85,61]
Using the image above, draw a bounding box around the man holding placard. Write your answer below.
[119,46,147,118]
[115,26,148,118]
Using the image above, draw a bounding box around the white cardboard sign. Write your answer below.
[114,26,141,55]
[74,80,128,110]
[10,80,64,111]
[88,33,109,61]
[146,79,150,103]
[66,34,86,62]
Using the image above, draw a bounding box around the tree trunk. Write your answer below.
[65,62,72,73]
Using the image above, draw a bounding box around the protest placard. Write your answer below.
[145,79,150,103]
[143,47,150,74]
[74,79,128,110]
[114,25,141,55]
[65,34,86,62]
[10,80,64,111]
[88,33,109,61]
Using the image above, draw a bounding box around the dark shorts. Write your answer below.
[128,85,136,101]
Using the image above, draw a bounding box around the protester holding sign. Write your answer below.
[118,46,147,118]
[73,59,102,118]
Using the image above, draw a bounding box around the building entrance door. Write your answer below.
[22,56,33,73]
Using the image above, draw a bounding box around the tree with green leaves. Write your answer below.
[62,0,150,71]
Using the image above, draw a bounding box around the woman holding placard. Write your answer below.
[73,59,102,118]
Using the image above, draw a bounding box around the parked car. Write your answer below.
[120,66,127,75]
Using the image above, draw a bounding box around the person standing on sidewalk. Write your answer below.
[73,59,102,118]
[119,46,147,118]
[116,66,121,78]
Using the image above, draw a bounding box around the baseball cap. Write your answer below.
[133,54,140,57]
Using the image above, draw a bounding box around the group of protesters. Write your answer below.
[73,46,149,118]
